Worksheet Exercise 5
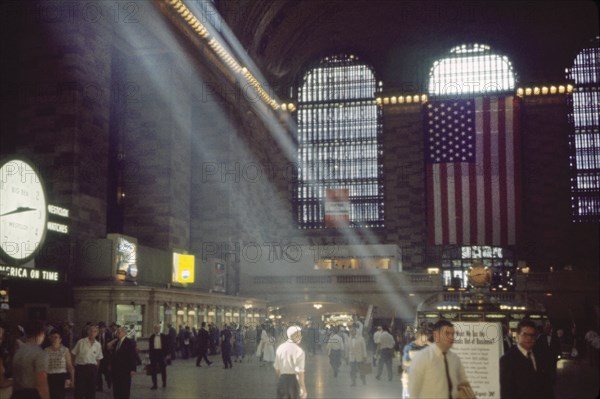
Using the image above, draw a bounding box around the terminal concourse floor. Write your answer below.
[64,353,598,399]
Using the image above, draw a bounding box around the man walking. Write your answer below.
[110,327,138,399]
[348,323,368,386]
[375,325,395,381]
[274,325,307,399]
[149,324,169,389]
[326,326,344,377]
[196,322,212,367]
[72,325,103,399]
[408,320,470,398]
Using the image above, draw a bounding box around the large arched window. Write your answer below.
[428,43,516,97]
[567,42,600,222]
[295,54,384,229]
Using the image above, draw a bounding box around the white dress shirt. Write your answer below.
[348,335,367,362]
[153,335,162,350]
[327,333,344,351]
[517,344,537,371]
[373,330,382,345]
[274,340,305,375]
[378,331,395,350]
[408,344,468,399]
[72,338,103,365]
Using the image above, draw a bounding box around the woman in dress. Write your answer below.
[45,329,75,399]
[261,325,276,366]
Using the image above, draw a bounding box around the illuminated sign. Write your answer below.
[47,204,70,234]
[485,314,507,319]
[47,222,68,234]
[48,205,69,218]
[173,253,195,283]
[107,234,137,281]
[0,265,60,281]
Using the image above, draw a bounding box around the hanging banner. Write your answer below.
[324,188,350,227]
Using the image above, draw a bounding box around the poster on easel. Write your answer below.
[451,321,503,399]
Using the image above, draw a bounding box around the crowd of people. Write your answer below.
[0,316,598,399]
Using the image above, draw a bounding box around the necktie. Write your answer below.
[527,351,536,371]
[116,339,122,351]
[443,352,453,399]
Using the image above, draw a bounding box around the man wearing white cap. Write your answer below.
[274,325,307,399]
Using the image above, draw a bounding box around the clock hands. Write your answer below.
[0,206,37,217]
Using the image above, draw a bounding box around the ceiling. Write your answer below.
[217,0,599,96]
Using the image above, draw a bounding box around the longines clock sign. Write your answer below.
[0,158,67,280]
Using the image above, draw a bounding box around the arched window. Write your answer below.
[567,41,600,222]
[295,54,384,228]
[428,43,516,97]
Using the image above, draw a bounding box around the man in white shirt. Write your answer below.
[348,323,368,386]
[326,326,344,377]
[408,320,470,399]
[375,325,395,381]
[373,326,383,366]
[274,325,307,399]
[71,325,103,399]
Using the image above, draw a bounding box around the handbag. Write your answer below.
[144,364,153,376]
[359,362,372,376]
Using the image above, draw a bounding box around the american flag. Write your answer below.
[425,96,521,246]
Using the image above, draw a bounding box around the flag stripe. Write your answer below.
[447,164,456,243]
[490,97,501,245]
[475,98,486,244]
[498,98,508,245]
[482,97,493,244]
[454,162,463,245]
[440,164,449,244]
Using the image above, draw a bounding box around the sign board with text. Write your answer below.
[451,321,503,399]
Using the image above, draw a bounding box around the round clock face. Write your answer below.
[468,265,491,287]
[0,159,48,264]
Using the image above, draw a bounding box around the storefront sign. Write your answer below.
[173,253,195,283]
[0,265,60,281]
[452,322,502,399]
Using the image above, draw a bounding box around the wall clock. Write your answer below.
[0,158,48,264]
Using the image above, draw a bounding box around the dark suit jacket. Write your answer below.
[111,337,138,377]
[535,333,561,381]
[197,328,210,350]
[149,333,170,360]
[500,346,554,399]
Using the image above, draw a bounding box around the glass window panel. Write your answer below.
[428,45,516,96]
[568,45,600,222]
[296,54,384,228]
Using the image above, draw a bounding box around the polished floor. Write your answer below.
[66,353,599,399]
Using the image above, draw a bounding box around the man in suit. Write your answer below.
[502,323,514,354]
[500,319,554,399]
[535,321,561,384]
[196,322,212,367]
[110,326,138,399]
[149,324,170,389]
[96,321,113,391]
